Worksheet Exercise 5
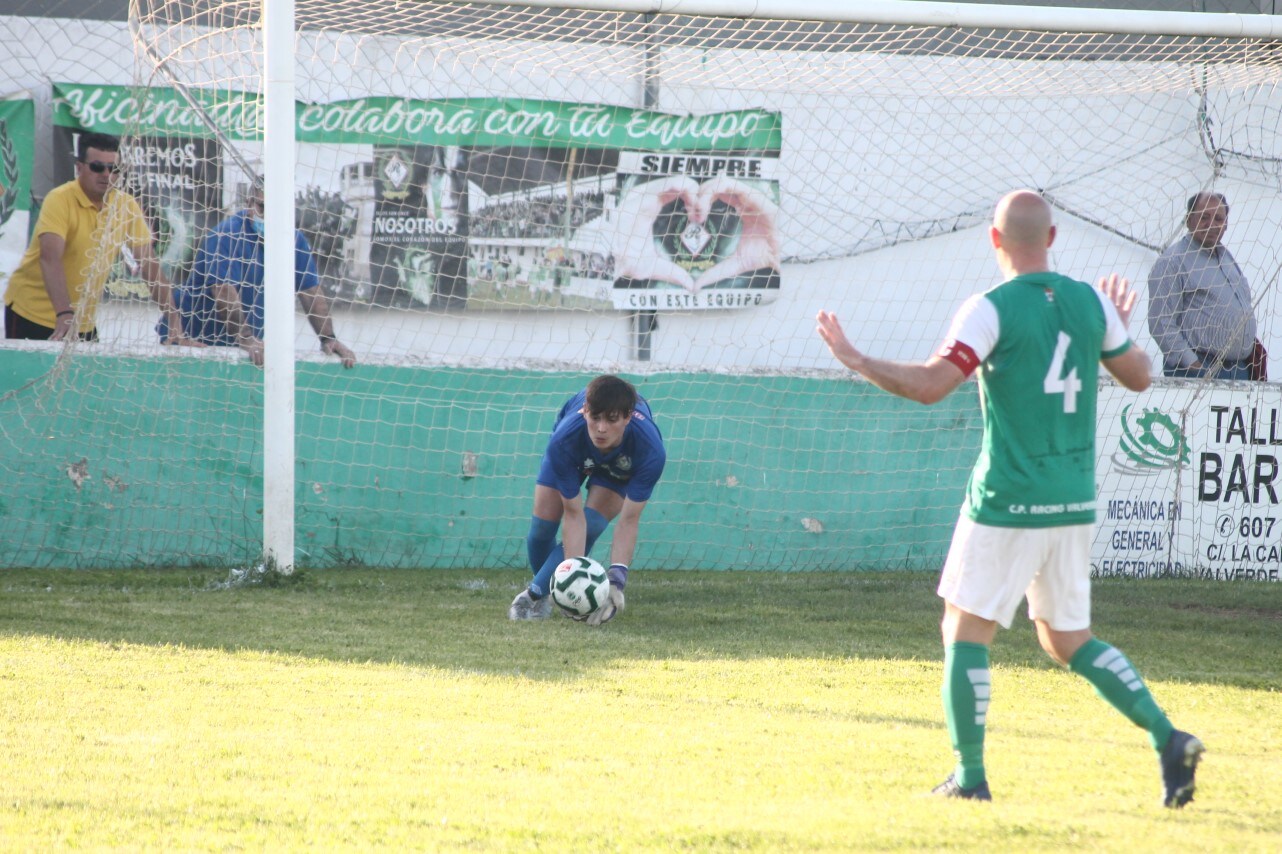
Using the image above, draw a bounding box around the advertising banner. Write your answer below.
[0,98,35,286]
[368,145,469,311]
[51,84,783,315]
[297,97,783,312]
[1095,382,1282,581]
[610,151,781,311]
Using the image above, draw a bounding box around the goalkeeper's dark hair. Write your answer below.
[585,374,637,418]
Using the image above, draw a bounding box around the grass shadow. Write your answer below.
[0,568,1278,689]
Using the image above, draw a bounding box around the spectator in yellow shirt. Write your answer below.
[4,132,193,344]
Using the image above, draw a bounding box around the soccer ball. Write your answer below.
[551,556,611,619]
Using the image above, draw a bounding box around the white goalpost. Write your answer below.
[3,1,1282,579]
[263,0,298,571]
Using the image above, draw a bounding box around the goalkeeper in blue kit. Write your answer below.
[817,190,1203,807]
[509,374,666,625]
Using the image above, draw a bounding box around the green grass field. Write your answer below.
[0,569,1278,851]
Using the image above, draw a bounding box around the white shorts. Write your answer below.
[937,515,1093,631]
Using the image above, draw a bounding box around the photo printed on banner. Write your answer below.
[610,150,781,311]
[368,145,469,311]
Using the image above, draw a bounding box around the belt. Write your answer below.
[1195,350,1250,367]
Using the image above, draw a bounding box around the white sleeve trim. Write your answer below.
[943,294,1000,363]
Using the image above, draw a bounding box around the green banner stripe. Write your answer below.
[297,98,781,151]
[0,98,34,217]
[53,83,263,140]
[53,84,781,152]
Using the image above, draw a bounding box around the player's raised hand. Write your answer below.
[816,310,866,373]
[1098,273,1137,327]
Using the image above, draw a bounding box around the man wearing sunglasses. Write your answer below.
[4,132,192,344]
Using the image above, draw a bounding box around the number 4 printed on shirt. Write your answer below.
[1043,331,1082,413]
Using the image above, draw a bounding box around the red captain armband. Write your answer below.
[937,338,980,377]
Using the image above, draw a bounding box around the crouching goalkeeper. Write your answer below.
[509,374,666,625]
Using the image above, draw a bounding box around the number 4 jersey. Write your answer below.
[936,272,1133,528]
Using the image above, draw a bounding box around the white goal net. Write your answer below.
[2,1,1282,578]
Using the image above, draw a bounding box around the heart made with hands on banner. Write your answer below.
[653,195,742,282]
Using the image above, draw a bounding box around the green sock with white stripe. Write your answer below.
[1069,637,1174,751]
[942,642,990,789]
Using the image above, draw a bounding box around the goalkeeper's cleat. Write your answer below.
[931,774,992,802]
[1159,730,1204,808]
[508,588,552,621]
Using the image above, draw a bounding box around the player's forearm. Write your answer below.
[609,516,641,567]
[853,356,952,405]
[1104,346,1153,392]
[827,337,935,402]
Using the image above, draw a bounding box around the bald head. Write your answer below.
[989,190,1054,276]
[992,190,1053,247]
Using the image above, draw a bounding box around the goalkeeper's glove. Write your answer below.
[587,564,628,626]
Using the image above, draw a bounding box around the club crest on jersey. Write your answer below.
[616,455,632,471]
[1044,288,1055,302]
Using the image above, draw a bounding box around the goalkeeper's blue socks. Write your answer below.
[582,507,608,555]
[942,642,990,790]
[528,507,609,598]
[1069,637,1174,751]
[526,516,560,575]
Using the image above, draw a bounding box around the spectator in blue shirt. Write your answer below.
[158,185,356,368]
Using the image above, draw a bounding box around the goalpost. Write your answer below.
[262,0,298,571]
[3,1,1282,578]
[248,1,1282,575]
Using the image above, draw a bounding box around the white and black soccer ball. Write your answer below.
[550,556,611,619]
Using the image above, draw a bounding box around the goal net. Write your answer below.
[3,1,1282,578]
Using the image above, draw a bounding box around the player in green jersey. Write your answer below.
[816,189,1203,808]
